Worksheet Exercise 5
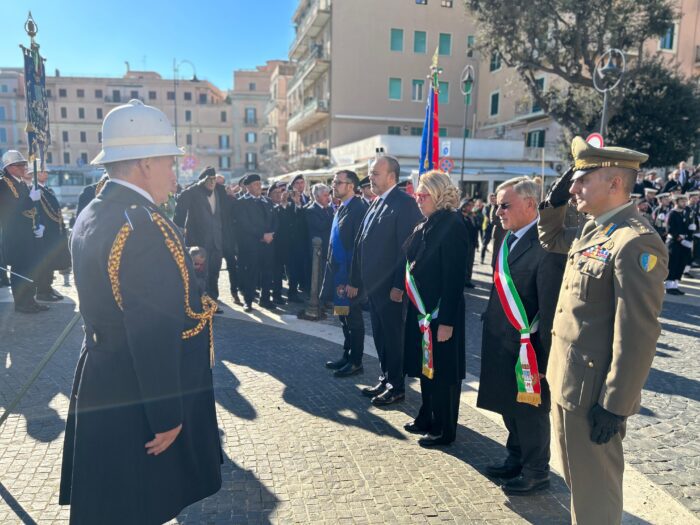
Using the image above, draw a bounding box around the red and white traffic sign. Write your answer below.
[586,133,604,148]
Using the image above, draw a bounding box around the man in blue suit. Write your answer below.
[348,156,422,406]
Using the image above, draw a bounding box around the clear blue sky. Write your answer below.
[2,0,298,90]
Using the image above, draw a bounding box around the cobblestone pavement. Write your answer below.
[0,255,698,523]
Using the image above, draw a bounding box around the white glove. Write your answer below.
[34,224,45,238]
[689,223,697,231]
[29,188,42,202]
[681,240,693,249]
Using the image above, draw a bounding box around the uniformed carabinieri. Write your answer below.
[538,137,668,525]
[59,99,222,524]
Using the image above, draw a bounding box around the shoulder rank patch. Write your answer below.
[602,223,618,237]
[627,217,654,235]
[639,253,658,272]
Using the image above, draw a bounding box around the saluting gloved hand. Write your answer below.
[542,166,575,208]
[29,188,42,202]
[588,403,625,444]
[34,224,45,239]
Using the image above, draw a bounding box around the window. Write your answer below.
[199,93,207,104]
[130,90,138,99]
[186,134,192,146]
[95,89,103,99]
[245,152,257,170]
[415,0,427,4]
[248,83,256,91]
[60,107,67,119]
[441,0,453,6]
[149,91,157,100]
[388,78,402,100]
[183,110,191,122]
[438,81,449,104]
[46,152,52,164]
[220,111,227,122]
[464,128,471,138]
[0,128,6,144]
[412,79,424,102]
[46,89,52,98]
[532,78,545,113]
[467,35,475,57]
[414,31,427,54]
[220,156,231,169]
[410,127,423,136]
[439,33,452,56]
[112,90,121,102]
[490,91,500,116]
[219,135,230,148]
[388,126,401,135]
[390,28,404,52]
[98,132,102,143]
[439,128,448,137]
[660,25,675,50]
[59,88,67,98]
[184,92,192,101]
[167,91,175,101]
[80,131,86,143]
[245,132,257,143]
[490,52,501,72]
[96,108,103,119]
[526,129,546,148]
[63,152,70,164]
[78,107,85,119]
[80,152,88,164]
[62,131,69,142]
[245,107,257,124]
[0,107,5,120]
[77,89,85,98]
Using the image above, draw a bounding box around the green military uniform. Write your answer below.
[538,137,668,525]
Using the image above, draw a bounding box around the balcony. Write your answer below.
[289,145,330,170]
[289,0,331,60]
[288,44,330,96]
[243,118,260,128]
[695,45,700,63]
[287,98,329,132]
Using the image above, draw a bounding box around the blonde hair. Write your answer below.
[417,170,460,210]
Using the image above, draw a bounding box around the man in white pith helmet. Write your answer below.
[58,100,222,524]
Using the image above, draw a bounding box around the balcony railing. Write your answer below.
[289,0,331,59]
[287,98,329,132]
[696,45,700,63]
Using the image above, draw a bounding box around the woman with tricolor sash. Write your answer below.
[402,171,469,448]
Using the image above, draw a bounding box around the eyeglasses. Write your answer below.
[331,179,351,186]
[496,202,511,210]
[414,192,431,202]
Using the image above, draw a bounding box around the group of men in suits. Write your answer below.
[0,150,69,313]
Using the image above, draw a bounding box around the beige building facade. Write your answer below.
[0,67,233,192]
[262,61,296,175]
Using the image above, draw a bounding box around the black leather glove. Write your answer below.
[588,403,625,444]
[542,165,575,208]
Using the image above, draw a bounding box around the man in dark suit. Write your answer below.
[0,150,47,313]
[478,177,565,495]
[322,170,367,377]
[76,173,109,216]
[459,198,479,288]
[268,181,291,304]
[286,182,309,301]
[305,183,334,298]
[347,156,422,406]
[174,167,224,302]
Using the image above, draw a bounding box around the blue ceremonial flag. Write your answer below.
[418,50,441,177]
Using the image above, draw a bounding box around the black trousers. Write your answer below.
[259,244,274,302]
[339,302,365,366]
[481,224,493,261]
[368,291,405,392]
[465,245,476,284]
[667,243,690,281]
[10,261,36,307]
[272,251,286,299]
[206,249,223,300]
[35,265,54,294]
[238,246,260,306]
[502,411,551,478]
[224,254,239,295]
[414,378,461,442]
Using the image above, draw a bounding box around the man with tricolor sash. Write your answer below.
[538,137,667,525]
[477,176,565,495]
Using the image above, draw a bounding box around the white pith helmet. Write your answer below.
[2,150,28,170]
[91,99,184,165]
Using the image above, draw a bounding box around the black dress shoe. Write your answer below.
[244,304,254,313]
[485,463,522,480]
[334,363,363,377]
[50,287,64,299]
[259,301,278,311]
[325,358,348,370]
[371,389,405,406]
[464,281,476,289]
[502,474,550,495]
[418,434,453,447]
[36,292,62,302]
[404,422,430,435]
[666,288,684,295]
[231,294,242,306]
[362,382,386,398]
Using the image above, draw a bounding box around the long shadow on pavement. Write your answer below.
[0,481,38,525]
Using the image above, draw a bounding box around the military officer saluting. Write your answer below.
[538,137,668,525]
[59,100,222,524]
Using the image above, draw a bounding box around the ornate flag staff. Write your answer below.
[20,12,52,191]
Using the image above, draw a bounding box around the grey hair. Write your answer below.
[496,176,541,204]
[312,183,331,199]
[104,159,139,179]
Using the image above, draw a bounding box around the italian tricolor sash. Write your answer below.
[405,262,439,379]
[494,232,542,407]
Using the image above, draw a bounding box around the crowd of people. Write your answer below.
[0,97,684,525]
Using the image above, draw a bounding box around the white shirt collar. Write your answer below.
[378,184,397,201]
[509,217,538,249]
[110,178,155,204]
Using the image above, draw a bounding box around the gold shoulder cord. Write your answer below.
[40,194,64,228]
[95,178,107,196]
[2,177,19,198]
[5,178,38,228]
[107,211,218,367]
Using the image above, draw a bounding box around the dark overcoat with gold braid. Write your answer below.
[59,181,221,525]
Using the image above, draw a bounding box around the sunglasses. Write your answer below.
[496,202,512,210]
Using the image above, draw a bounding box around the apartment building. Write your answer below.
[0,67,233,188]
[287,0,479,169]
[262,62,296,175]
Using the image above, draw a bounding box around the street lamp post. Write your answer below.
[593,49,625,140]
[173,59,198,181]
[459,65,475,190]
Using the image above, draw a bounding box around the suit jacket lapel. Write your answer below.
[507,224,537,265]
